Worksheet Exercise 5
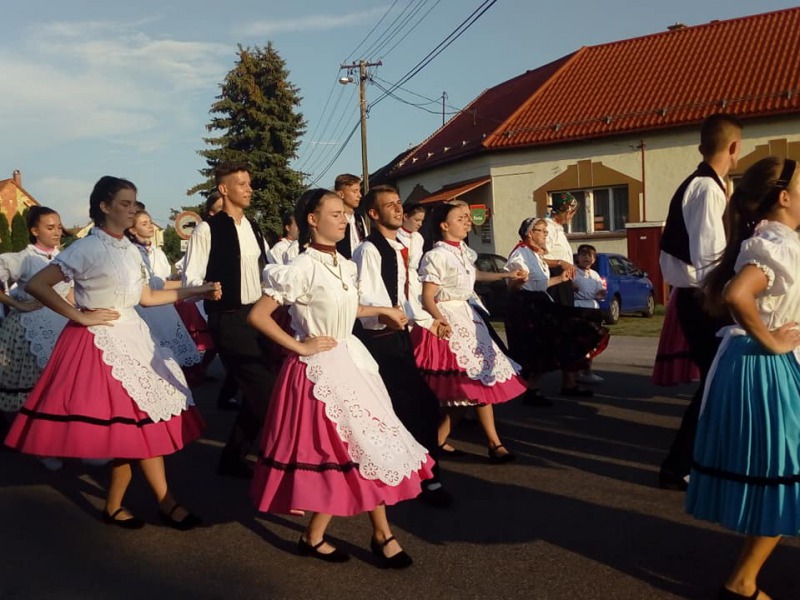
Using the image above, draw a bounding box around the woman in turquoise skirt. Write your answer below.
[686,156,800,600]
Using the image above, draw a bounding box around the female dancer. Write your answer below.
[126,210,203,372]
[0,207,69,415]
[249,188,432,568]
[411,201,527,463]
[505,219,608,406]
[5,176,220,530]
[686,157,800,600]
[397,202,426,302]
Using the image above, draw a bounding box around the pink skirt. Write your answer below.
[174,300,214,352]
[652,292,700,386]
[4,322,204,459]
[250,354,434,517]
[411,326,526,406]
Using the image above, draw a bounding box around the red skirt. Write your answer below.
[652,292,700,386]
[174,300,214,352]
[4,322,204,459]
[250,354,434,517]
[410,326,526,406]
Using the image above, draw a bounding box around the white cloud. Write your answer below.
[0,19,230,156]
[32,176,96,227]
[242,6,389,36]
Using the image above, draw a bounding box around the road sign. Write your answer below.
[174,211,202,240]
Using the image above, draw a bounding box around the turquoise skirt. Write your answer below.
[686,335,800,536]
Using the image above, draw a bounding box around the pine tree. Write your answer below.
[188,43,306,236]
[162,226,183,264]
[10,212,28,251]
[0,212,11,253]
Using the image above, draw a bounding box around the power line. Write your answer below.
[360,0,423,60]
[307,119,361,187]
[367,0,431,59]
[344,0,400,62]
[373,0,442,60]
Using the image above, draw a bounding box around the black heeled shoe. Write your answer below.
[488,444,516,464]
[370,536,413,569]
[718,586,760,600]
[437,443,466,458]
[297,536,350,563]
[159,503,203,531]
[102,507,145,530]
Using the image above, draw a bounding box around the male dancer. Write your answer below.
[353,184,452,507]
[658,113,742,490]
[334,173,368,259]
[183,162,275,478]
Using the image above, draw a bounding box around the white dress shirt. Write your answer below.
[543,218,574,264]
[182,217,269,305]
[267,238,293,265]
[659,176,727,288]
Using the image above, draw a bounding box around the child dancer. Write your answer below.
[686,157,800,600]
[126,210,203,371]
[411,201,527,463]
[397,202,427,302]
[573,244,607,384]
[249,188,432,568]
[5,176,220,530]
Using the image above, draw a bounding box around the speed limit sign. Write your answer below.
[174,211,202,240]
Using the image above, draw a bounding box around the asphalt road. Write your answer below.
[2,336,798,600]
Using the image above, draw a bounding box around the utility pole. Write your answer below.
[442,91,448,127]
[339,60,382,193]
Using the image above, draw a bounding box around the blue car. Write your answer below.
[588,253,655,324]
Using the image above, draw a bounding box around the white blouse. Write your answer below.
[262,248,359,341]
[543,218,574,264]
[135,244,172,290]
[418,241,478,302]
[396,228,425,272]
[506,245,551,294]
[573,268,605,309]
[1,245,69,301]
[733,220,800,330]
[54,228,146,310]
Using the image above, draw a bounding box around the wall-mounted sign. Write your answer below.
[174,211,202,240]
[470,204,489,226]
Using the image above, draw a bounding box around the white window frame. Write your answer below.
[550,186,628,234]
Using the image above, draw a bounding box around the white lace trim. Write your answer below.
[743,260,775,291]
[89,313,194,422]
[135,305,202,367]
[19,308,69,369]
[438,302,518,386]
[300,341,428,486]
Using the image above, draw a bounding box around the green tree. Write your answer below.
[162,225,183,264]
[0,212,11,253]
[188,43,306,236]
[10,212,28,251]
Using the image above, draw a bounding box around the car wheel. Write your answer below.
[605,296,620,324]
[642,293,655,318]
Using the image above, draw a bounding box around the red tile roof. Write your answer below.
[392,7,800,176]
[419,176,491,204]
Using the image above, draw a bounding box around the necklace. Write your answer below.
[311,245,348,290]
[322,259,348,291]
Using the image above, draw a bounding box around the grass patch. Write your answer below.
[605,304,665,337]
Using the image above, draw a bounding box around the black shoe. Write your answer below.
[718,586,760,599]
[298,536,350,563]
[370,536,413,569]
[522,389,553,407]
[159,503,203,531]
[418,485,454,508]
[658,468,688,491]
[217,460,254,479]
[102,507,145,530]
[437,443,467,458]
[488,444,516,464]
[216,396,242,411]
[560,386,593,398]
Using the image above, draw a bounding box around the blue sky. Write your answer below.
[3,0,796,229]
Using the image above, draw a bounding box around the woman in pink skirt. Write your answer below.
[652,289,700,386]
[411,201,527,463]
[248,188,433,568]
[5,176,220,530]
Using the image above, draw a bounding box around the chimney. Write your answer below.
[12,170,21,186]
[667,23,686,31]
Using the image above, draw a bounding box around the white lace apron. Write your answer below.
[19,308,69,369]
[135,304,201,367]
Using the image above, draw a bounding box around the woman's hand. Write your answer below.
[767,322,800,354]
[378,306,409,331]
[199,281,222,301]
[14,299,42,312]
[431,318,452,339]
[505,269,528,282]
[297,336,337,356]
[77,308,120,327]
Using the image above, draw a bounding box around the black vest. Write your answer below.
[204,211,268,313]
[336,213,367,259]
[365,231,401,306]
[660,162,726,265]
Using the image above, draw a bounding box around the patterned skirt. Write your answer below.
[686,335,800,536]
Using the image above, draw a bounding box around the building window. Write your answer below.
[550,185,629,234]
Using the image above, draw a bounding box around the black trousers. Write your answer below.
[208,305,277,466]
[661,287,731,476]
[357,327,442,485]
